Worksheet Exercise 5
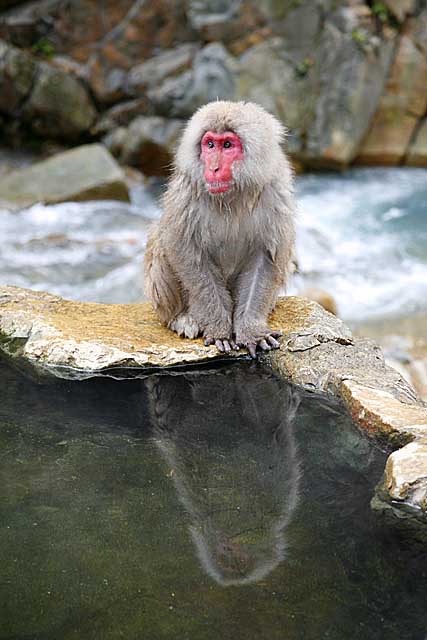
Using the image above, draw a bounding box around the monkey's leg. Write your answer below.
[170,253,237,353]
[144,235,199,337]
[232,252,283,359]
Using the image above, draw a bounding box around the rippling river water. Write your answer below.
[1,168,426,323]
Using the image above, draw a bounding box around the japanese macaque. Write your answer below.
[144,100,296,357]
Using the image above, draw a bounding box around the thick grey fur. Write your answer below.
[144,100,296,356]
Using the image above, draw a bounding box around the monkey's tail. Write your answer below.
[144,232,184,325]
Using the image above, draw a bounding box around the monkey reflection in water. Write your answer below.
[146,365,301,586]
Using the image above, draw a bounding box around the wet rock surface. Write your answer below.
[0,284,426,529]
[373,441,427,530]
[0,144,129,209]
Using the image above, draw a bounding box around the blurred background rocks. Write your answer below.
[0,0,426,174]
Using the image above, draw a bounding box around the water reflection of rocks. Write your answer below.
[146,365,301,586]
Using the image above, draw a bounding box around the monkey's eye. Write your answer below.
[207,140,215,148]
[223,140,232,149]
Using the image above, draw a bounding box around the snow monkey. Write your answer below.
[144,100,296,358]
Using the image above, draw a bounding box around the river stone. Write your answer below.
[340,382,427,445]
[373,441,427,527]
[0,144,129,210]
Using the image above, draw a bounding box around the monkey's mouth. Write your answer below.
[206,181,232,194]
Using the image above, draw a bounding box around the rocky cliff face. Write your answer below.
[0,0,426,171]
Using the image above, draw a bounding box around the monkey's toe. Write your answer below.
[235,328,282,358]
[204,336,238,353]
[169,314,200,339]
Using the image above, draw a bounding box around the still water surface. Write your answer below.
[1,361,426,640]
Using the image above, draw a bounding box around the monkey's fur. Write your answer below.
[144,101,296,356]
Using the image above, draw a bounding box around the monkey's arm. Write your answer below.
[232,182,296,357]
[232,250,284,358]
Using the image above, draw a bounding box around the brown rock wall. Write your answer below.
[356,31,427,165]
[1,1,427,168]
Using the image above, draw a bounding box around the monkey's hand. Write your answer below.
[234,325,282,359]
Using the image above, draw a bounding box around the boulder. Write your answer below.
[356,33,427,165]
[187,0,267,45]
[303,21,395,167]
[84,1,195,103]
[0,39,96,140]
[0,284,417,407]
[236,38,311,157]
[126,43,198,96]
[1,0,195,103]
[373,441,427,527]
[104,115,184,176]
[0,38,36,112]
[0,144,129,210]
[92,98,154,136]
[149,43,237,119]
[0,0,59,47]
[22,61,97,138]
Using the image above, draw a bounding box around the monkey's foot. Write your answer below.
[169,314,200,339]
[204,336,239,354]
[235,328,282,359]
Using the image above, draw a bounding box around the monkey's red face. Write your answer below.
[201,131,244,194]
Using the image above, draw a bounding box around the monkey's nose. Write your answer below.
[208,153,220,172]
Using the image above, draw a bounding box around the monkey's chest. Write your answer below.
[208,222,253,280]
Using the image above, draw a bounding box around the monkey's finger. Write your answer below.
[267,335,280,348]
[248,343,257,359]
[258,339,271,351]
[270,330,282,339]
[215,340,225,352]
[229,339,239,350]
[204,337,215,346]
[222,340,232,353]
